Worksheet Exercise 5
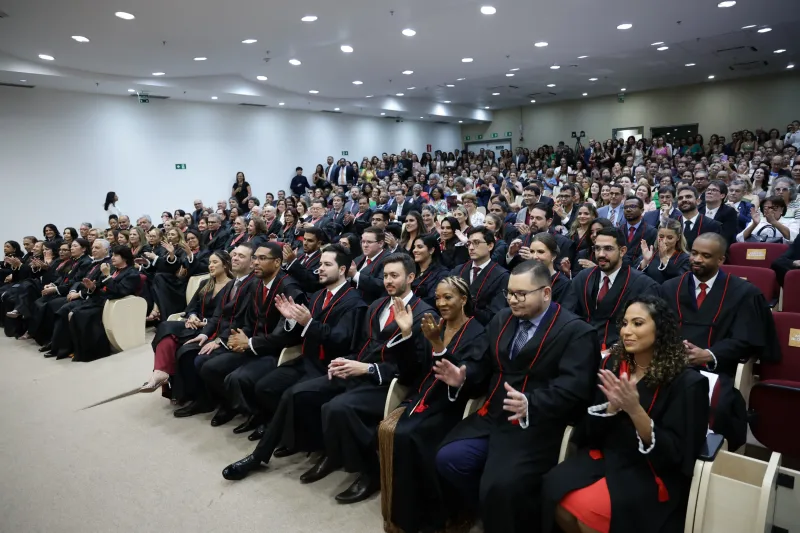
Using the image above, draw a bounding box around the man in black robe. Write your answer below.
[203,214,230,252]
[618,196,657,266]
[199,243,306,431]
[677,185,721,250]
[503,202,574,271]
[435,260,599,533]
[661,232,781,377]
[772,236,800,285]
[282,227,324,294]
[451,227,509,326]
[347,226,389,304]
[568,227,659,351]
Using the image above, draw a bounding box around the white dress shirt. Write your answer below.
[353,249,384,285]
[682,212,700,232]
[470,258,492,284]
[379,290,415,330]
[300,279,349,337]
[599,266,622,293]
[704,205,720,220]
[692,272,719,370]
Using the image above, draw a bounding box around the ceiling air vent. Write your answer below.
[129,93,170,100]
[238,103,267,107]
[0,82,34,89]
[320,110,342,114]
[715,46,756,54]
[527,92,557,99]
[728,61,768,71]
[434,121,449,125]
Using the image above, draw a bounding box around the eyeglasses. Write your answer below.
[361,240,378,245]
[466,239,487,248]
[593,245,619,253]
[502,286,546,302]
[705,188,721,193]
[774,187,789,192]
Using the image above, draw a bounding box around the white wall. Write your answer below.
[461,72,800,151]
[0,87,461,245]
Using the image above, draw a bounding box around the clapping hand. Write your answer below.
[455,229,468,243]
[274,294,312,325]
[162,241,175,254]
[433,358,467,388]
[518,246,533,260]
[598,369,640,414]
[100,263,111,277]
[559,257,572,274]
[282,245,297,264]
[420,313,444,345]
[81,277,96,292]
[577,258,597,269]
[392,297,414,337]
[514,223,531,236]
[347,260,357,279]
[385,233,397,249]
[502,382,528,422]
[508,239,523,257]
[640,241,655,266]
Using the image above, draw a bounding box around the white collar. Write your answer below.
[473,258,492,271]
[367,249,384,262]
[263,275,277,290]
[235,274,249,283]
[601,266,623,285]
[693,271,719,290]
[390,290,415,307]
[684,212,700,225]
[326,279,349,296]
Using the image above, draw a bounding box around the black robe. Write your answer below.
[284,250,322,294]
[502,230,576,272]
[451,260,510,326]
[550,271,575,310]
[635,252,690,284]
[411,263,450,308]
[149,248,193,320]
[440,238,469,270]
[541,356,709,533]
[351,248,389,304]
[204,228,231,251]
[439,304,600,533]
[660,270,781,376]
[680,213,722,250]
[569,266,660,349]
[618,220,658,266]
[225,232,248,252]
[28,255,92,345]
[151,278,226,352]
[772,236,800,285]
[382,318,488,533]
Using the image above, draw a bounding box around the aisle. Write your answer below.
[0,333,382,533]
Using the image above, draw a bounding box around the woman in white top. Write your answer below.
[102,191,121,228]
[737,196,795,243]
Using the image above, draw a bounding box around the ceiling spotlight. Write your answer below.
[485,106,490,109]
[396,93,404,96]
[38,54,54,61]
[458,120,463,123]
[457,78,466,81]
[550,65,560,69]
[506,73,515,77]
[211,96,218,100]
[578,55,588,59]
[530,99,536,103]
[492,92,500,95]
[152,72,165,76]
[71,36,90,43]
[651,42,664,46]
[758,28,772,33]
[194,57,207,61]
[242,39,258,44]
[115,11,135,20]
[534,42,548,47]
[352,80,363,85]
[462,58,473,63]
[402,70,413,75]
[289,59,301,65]
[708,75,715,79]
[788,64,796,69]
[402,28,416,37]
[256,75,268,81]
[741,25,756,29]
[309,90,319,94]
[617,23,633,30]
[589,77,598,81]
[334,108,340,111]
[582,93,588,96]
[621,88,627,91]
[407,87,416,90]
[340,45,354,53]
[444,100,451,103]
[717,1,736,7]
[685,63,696,67]
[365,95,373,98]
[547,83,556,87]
[279,102,285,106]
[480,6,497,15]
[301,15,318,22]
[657,46,669,51]
[420,116,424,119]
[510,68,520,71]
[380,112,386,115]
[774,49,786,54]
[127,89,135,92]
[446,84,455,87]
[20,80,26,82]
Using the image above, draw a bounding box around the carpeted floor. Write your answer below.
[0,331,385,533]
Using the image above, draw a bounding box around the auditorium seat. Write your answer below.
[727,243,788,270]
[185,274,210,305]
[463,396,486,419]
[384,378,409,418]
[748,311,800,459]
[276,345,301,366]
[781,271,800,313]
[721,265,780,308]
[102,295,147,351]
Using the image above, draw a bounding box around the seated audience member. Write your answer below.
[263,206,283,237]
[660,232,780,377]
[348,226,389,303]
[569,228,659,350]
[542,296,710,533]
[676,186,721,250]
[67,245,140,362]
[436,260,599,533]
[172,244,258,418]
[282,227,325,294]
[618,196,657,266]
[772,235,800,285]
[488,201,519,242]
[118,215,132,231]
[226,216,248,251]
[336,233,362,258]
[483,213,509,263]
[438,216,469,269]
[144,228,193,322]
[568,203,598,262]
[140,250,232,394]
[451,227,510,326]
[643,185,680,227]
[524,233,576,309]
[737,196,792,243]
[45,239,113,359]
[204,214,230,251]
[399,211,424,254]
[700,180,739,245]
[348,196,374,235]
[278,208,303,249]
[726,179,754,232]
[245,217,269,249]
[420,205,438,236]
[462,193,484,227]
[2,240,44,323]
[379,276,488,533]
[505,203,574,271]
[635,218,691,284]
[410,233,450,308]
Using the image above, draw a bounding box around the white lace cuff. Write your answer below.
[518,394,530,429]
[636,419,656,454]
[587,402,620,417]
[447,383,463,402]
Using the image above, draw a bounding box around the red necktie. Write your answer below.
[384,303,396,329]
[323,290,333,308]
[628,226,636,243]
[472,266,481,283]
[696,282,708,308]
[366,258,372,265]
[597,276,610,302]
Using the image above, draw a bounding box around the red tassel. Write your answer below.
[589,449,604,460]
[511,419,520,426]
[413,402,429,414]
[655,476,669,502]
[477,402,490,417]
[601,343,607,352]
[319,346,325,361]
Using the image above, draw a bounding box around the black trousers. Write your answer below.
[51,299,86,357]
[224,356,278,415]
[198,350,256,410]
[29,295,66,344]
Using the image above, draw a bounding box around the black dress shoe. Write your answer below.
[38,343,52,353]
[222,454,264,481]
[247,424,266,441]
[232,415,260,434]
[273,446,298,458]
[335,473,380,504]
[173,401,215,418]
[43,351,57,358]
[55,352,71,360]
[300,455,338,484]
[210,408,236,427]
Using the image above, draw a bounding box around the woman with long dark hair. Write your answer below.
[439,216,469,269]
[569,203,599,264]
[563,218,613,275]
[411,233,449,308]
[279,208,303,249]
[232,172,252,213]
[400,211,424,254]
[483,213,508,263]
[379,276,488,533]
[42,224,62,243]
[543,296,709,533]
[529,233,574,307]
[144,227,191,322]
[103,192,120,223]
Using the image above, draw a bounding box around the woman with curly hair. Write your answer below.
[542,295,710,533]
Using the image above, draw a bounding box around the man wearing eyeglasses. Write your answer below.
[436,259,599,533]
[347,227,389,303]
[700,180,738,246]
[619,196,657,266]
[451,227,509,325]
[569,227,659,352]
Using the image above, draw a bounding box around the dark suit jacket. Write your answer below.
[642,207,681,227]
[244,272,307,355]
[681,213,722,250]
[618,221,658,266]
[700,204,738,247]
[285,250,323,294]
[265,218,283,238]
[731,201,754,232]
[330,165,356,186]
[451,260,510,326]
[388,199,415,219]
[351,249,389,303]
[204,228,231,252]
[201,274,258,342]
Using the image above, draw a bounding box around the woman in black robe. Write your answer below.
[144,227,191,322]
[517,232,577,312]
[0,240,24,295]
[244,217,269,249]
[7,242,67,334]
[542,296,709,533]
[562,217,613,276]
[485,213,509,263]
[379,276,487,533]
[279,208,303,249]
[139,250,231,399]
[439,216,469,269]
[68,246,141,362]
[411,233,449,308]
[634,218,690,284]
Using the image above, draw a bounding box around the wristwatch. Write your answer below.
[367,364,376,376]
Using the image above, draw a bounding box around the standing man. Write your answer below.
[677,186,721,250]
[290,167,311,197]
[192,200,205,226]
[334,158,356,187]
[325,155,336,182]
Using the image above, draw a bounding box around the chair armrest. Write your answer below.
[277,345,302,366]
[463,396,486,419]
[699,433,725,461]
[384,378,409,419]
[102,296,147,352]
[167,313,185,322]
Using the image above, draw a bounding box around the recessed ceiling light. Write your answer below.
[741,25,756,29]
[71,36,90,43]
[20,79,26,82]
[211,96,218,100]
[506,73,515,77]
[242,39,258,44]
[774,49,786,54]
[547,83,556,87]
[651,42,664,46]
[352,80,363,85]
[589,77,598,81]
[657,46,669,51]
[38,54,54,61]
[685,63,696,67]
[402,70,413,75]
[582,93,588,96]
[420,116,424,119]
[127,89,135,92]
[456,78,466,81]
[617,23,633,30]
[289,59,301,66]
[530,99,536,103]
[115,11,135,20]
[492,92,500,95]
[708,75,715,79]
[446,84,455,87]
[194,57,207,61]
[458,120,463,123]
[402,28,416,37]
[480,6,497,15]
[257,75,268,81]
[717,1,736,7]
[340,45,354,53]
[510,68,520,71]
[396,93,404,96]
[788,64,796,69]
[301,15,318,22]
[485,106,490,109]
[365,95,373,98]
[444,100,451,103]
[621,87,627,91]
[380,112,386,115]
[534,42,548,47]
[152,72,165,76]
[462,58,473,63]
[334,108,340,111]
[578,55,588,59]
[309,90,319,94]
[550,65,560,70]
[278,102,285,106]
[407,87,415,90]
[758,28,772,33]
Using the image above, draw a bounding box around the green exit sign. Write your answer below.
[175,164,186,170]
[477,134,484,140]
[342,151,349,156]
[465,136,471,141]
[491,133,498,138]
[505,131,513,137]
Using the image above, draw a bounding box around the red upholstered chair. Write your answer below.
[748,312,800,458]
[727,242,788,270]
[782,271,800,313]
[721,265,779,307]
